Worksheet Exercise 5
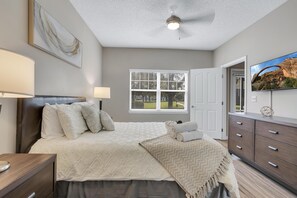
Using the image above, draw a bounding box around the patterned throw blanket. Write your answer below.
[140,134,232,198]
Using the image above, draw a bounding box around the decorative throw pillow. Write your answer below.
[100,111,115,131]
[41,103,65,139]
[57,104,88,139]
[81,104,102,133]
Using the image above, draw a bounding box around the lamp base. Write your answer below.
[99,100,102,111]
[0,161,10,173]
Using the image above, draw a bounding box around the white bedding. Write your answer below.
[30,122,172,181]
[29,122,239,196]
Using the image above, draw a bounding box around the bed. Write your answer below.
[16,96,237,198]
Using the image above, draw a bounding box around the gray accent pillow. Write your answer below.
[81,104,102,133]
[57,104,88,139]
[101,111,115,131]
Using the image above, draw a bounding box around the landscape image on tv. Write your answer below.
[251,51,297,91]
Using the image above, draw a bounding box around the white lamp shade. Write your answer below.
[0,49,35,98]
[94,87,110,99]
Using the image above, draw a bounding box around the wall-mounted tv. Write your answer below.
[251,51,297,91]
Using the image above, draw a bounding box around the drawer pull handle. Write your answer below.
[236,133,242,137]
[236,122,243,125]
[268,130,279,135]
[268,161,278,168]
[236,145,242,150]
[268,146,278,151]
[28,192,36,198]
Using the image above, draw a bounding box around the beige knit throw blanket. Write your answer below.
[140,134,232,198]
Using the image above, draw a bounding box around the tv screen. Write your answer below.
[251,51,297,91]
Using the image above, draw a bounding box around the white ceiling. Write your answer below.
[69,0,287,50]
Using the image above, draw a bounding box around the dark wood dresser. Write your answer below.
[229,113,297,194]
[0,154,56,198]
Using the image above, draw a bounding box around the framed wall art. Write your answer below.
[28,0,83,68]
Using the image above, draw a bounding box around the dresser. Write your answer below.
[0,154,56,198]
[229,113,297,194]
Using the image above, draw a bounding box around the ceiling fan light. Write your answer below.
[167,22,180,30]
[166,15,181,30]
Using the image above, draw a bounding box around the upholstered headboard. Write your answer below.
[16,95,86,153]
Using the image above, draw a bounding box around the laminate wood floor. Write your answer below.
[216,140,297,198]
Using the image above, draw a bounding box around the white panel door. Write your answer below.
[190,68,223,139]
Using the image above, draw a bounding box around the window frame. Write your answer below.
[129,69,188,114]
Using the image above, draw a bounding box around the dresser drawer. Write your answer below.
[229,138,253,161]
[255,149,297,190]
[229,115,254,133]
[4,163,54,198]
[255,135,297,166]
[229,125,253,146]
[256,120,297,147]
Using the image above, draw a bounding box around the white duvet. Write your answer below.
[30,122,239,196]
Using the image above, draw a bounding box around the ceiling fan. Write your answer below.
[152,6,216,40]
[166,15,181,30]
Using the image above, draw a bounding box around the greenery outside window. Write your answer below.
[129,69,188,113]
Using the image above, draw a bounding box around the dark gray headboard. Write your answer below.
[16,95,86,153]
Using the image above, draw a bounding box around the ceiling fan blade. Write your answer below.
[177,27,191,40]
[182,10,215,25]
[147,25,166,37]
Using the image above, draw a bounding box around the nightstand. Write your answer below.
[0,154,56,198]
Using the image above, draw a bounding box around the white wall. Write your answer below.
[103,47,213,122]
[0,0,102,153]
[214,0,297,118]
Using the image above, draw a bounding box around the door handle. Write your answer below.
[236,122,243,125]
[191,105,195,108]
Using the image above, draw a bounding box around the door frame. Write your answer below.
[221,56,247,140]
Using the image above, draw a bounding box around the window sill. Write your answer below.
[129,110,188,115]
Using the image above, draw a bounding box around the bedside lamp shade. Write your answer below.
[0,49,34,173]
[94,87,110,110]
[0,49,35,98]
[94,87,110,99]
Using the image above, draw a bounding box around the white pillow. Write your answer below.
[57,104,88,139]
[100,111,115,131]
[41,103,65,139]
[72,101,91,107]
[81,104,102,133]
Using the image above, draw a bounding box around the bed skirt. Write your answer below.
[56,180,230,198]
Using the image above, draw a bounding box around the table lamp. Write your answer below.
[93,87,110,110]
[0,49,35,172]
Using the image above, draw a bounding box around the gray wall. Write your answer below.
[214,0,297,118]
[0,0,102,153]
[102,48,213,122]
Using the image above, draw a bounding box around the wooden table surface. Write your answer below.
[0,154,56,197]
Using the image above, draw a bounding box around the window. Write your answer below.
[129,70,188,113]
